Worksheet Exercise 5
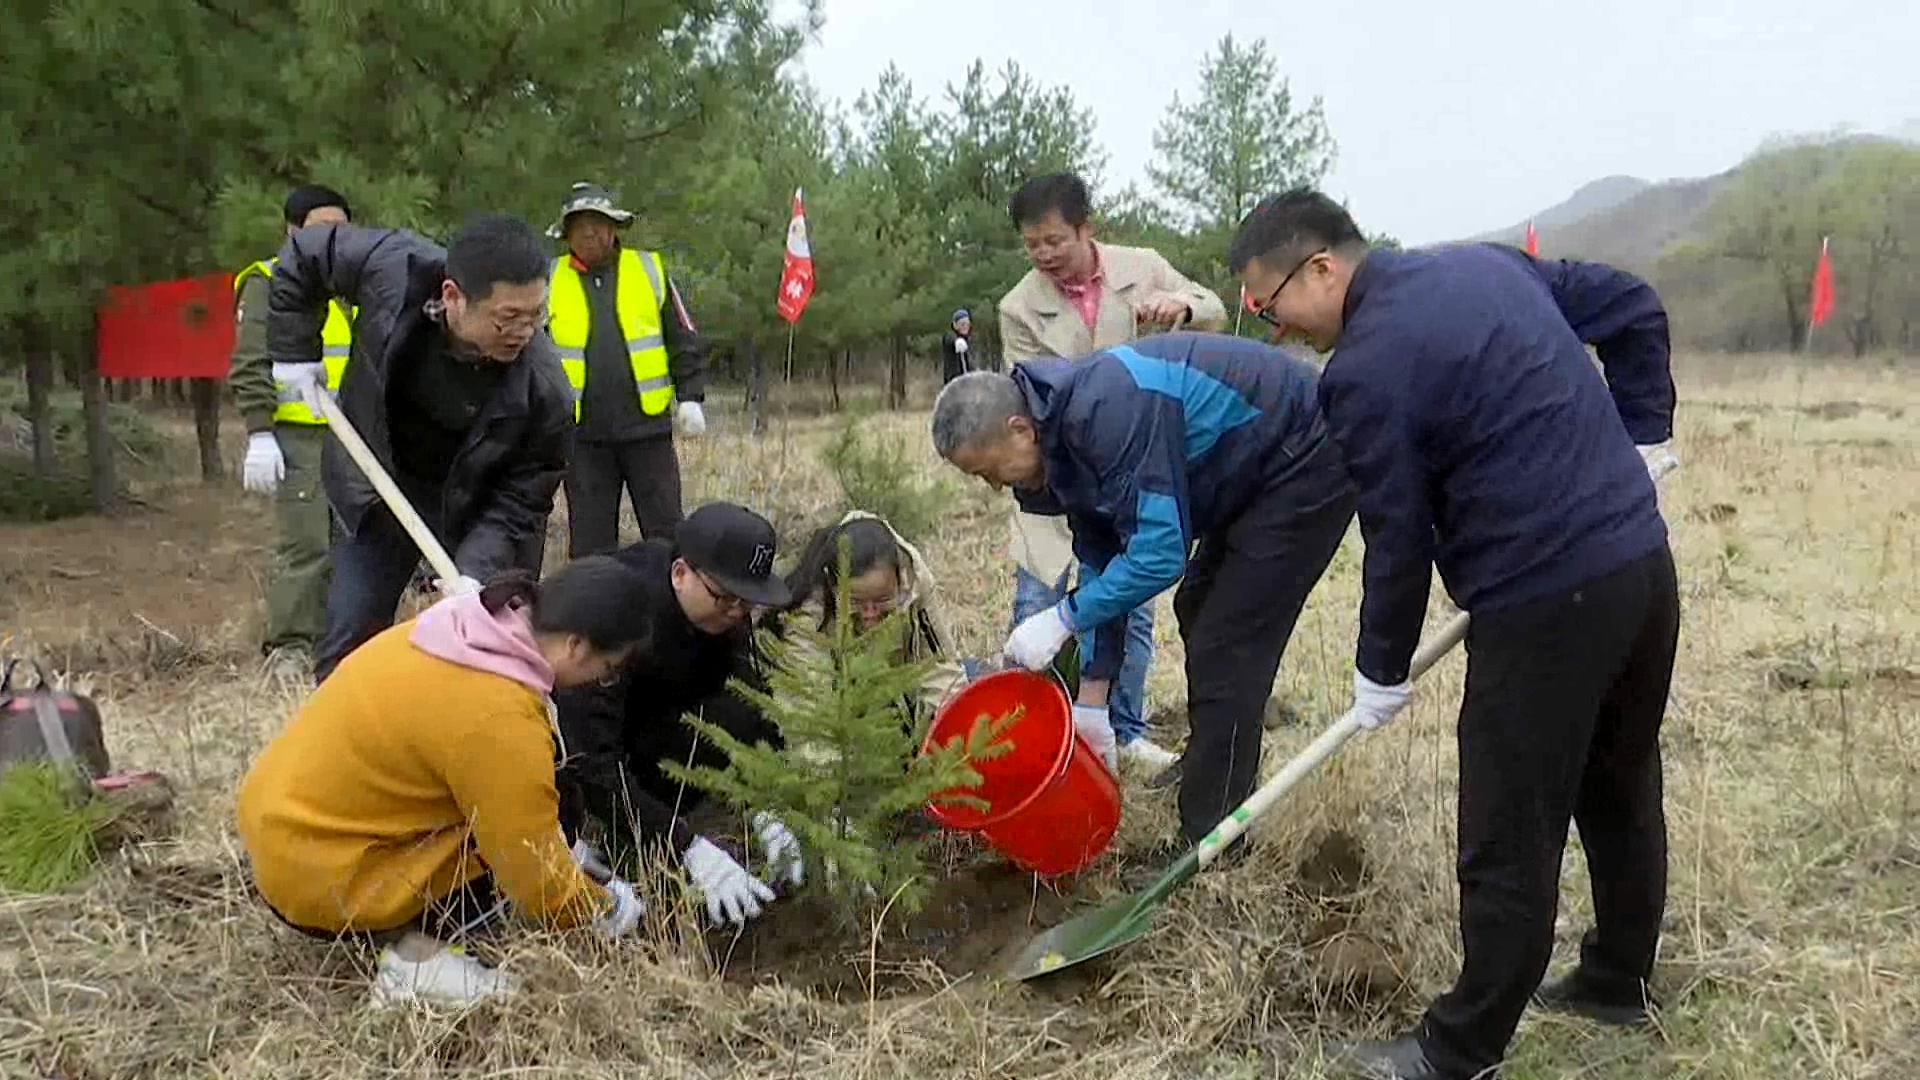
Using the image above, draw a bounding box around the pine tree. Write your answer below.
[665,548,1016,922]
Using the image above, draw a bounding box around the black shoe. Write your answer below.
[1330,1033,1450,1079]
[1534,967,1656,1026]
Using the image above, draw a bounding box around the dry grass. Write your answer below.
[1,357,1916,1079]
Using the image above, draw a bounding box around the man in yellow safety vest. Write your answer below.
[546,181,708,556]
[229,184,356,678]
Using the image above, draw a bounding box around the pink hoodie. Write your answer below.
[409,591,555,695]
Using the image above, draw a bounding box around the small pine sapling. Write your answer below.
[819,411,953,543]
[665,544,1016,922]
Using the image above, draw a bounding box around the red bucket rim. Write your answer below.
[920,669,1072,831]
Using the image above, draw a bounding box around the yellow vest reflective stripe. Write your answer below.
[546,248,674,422]
[234,258,354,426]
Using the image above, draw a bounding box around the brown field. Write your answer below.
[0,354,1915,1079]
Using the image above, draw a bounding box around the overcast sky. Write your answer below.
[780,0,1918,245]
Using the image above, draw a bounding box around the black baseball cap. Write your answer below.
[675,502,791,608]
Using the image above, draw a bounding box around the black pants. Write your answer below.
[1420,544,1680,1078]
[1173,435,1357,843]
[314,488,452,685]
[263,871,503,948]
[565,435,683,557]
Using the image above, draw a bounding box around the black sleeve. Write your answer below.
[267,223,437,363]
[451,353,573,577]
[553,675,697,856]
[659,265,707,404]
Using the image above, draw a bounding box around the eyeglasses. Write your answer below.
[694,572,750,613]
[1248,247,1328,330]
[485,305,549,335]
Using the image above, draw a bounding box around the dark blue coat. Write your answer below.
[1320,243,1675,685]
[1012,332,1328,680]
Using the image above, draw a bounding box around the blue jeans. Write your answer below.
[1011,565,1155,744]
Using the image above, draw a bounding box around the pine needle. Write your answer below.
[0,762,116,893]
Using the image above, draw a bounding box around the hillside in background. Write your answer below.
[1463,129,1918,356]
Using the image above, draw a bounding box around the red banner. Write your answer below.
[1524,220,1540,257]
[96,273,237,379]
[776,187,814,324]
[1808,237,1835,328]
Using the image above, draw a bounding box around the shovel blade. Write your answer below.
[1004,895,1158,981]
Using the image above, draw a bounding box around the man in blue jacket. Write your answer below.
[929,334,1356,859]
[1229,190,1680,1080]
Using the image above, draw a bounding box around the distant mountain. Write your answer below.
[1473,175,1652,247]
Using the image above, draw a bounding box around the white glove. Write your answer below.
[681,836,776,927]
[954,337,969,354]
[751,810,805,888]
[434,574,482,596]
[676,401,707,436]
[271,361,328,415]
[242,431,284,495]
[1636,441,1680,480]
[570,837,613,884]
[1004,604,1074,671]
[594,878,644,938]
[1072,703,1118,773]
[1349,669,1412,731]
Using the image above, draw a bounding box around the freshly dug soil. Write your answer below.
[705,857,1074,1000]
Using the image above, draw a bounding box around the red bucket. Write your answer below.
[920,669,1120,877]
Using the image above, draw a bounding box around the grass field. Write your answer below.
[0,355,1914,1079]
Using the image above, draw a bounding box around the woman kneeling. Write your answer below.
[237,556,653,1007]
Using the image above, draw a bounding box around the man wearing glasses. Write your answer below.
[555,501,804,929]
[1229,191,1678,1080]
[267,213,573,683]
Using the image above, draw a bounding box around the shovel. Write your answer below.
[1004,455,1680,982]
[311,387,466,589]
[1003,611,1468,981]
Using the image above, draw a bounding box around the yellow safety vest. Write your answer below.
[547,248,674,422]
[233,258,354,426]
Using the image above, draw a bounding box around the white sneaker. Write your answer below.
[1119,737,1180,775]
[369,943,519,1009]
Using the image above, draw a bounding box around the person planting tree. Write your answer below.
[235,556,655,1009]
[553,501,797,928]
[929,334,1356,869]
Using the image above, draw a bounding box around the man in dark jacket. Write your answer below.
[930,334,1357,860]
[546,182,708,554]
[554,501,799,927]
[1229,190,1680,1080]
[267,214,573,683]
[940,308,975,383]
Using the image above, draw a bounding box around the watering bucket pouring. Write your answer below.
[919,669,1121,877]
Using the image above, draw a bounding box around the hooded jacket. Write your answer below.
[236,592,606,934]
[266,222,574,578]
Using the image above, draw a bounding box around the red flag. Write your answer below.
[1524,219,1540,257]
[96,273,237,379]
[775,188,814,324]
[1808,236,1834,328]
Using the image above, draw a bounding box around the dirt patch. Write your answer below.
[707,857,1074,1000]
[1296,828,1369,899]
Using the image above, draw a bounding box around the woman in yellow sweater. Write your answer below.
[237,555,655,1008]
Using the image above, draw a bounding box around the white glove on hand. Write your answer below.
[751,810,805,888]
[681,836,776,927]
[954,337,970,354]
[1004,604,1074,671]
[1072,703,1119,772]
[594,878,644,938]
[242,431,284,495]
[1350,669,1413,731]
[434,574,482,596]
[1636,441,1680,480]
[676,401,707,436]
[570,837,613,884]
[271,361,328,415]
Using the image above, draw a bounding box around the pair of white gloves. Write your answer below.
[241,363,711,497]
[576,813,804,931]
[1001,604,1120,771]
[681,811,802,927]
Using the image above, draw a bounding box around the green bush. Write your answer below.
[0,456,100,522]
[818,411,953,543]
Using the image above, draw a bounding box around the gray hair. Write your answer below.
[930,371,1029,460]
